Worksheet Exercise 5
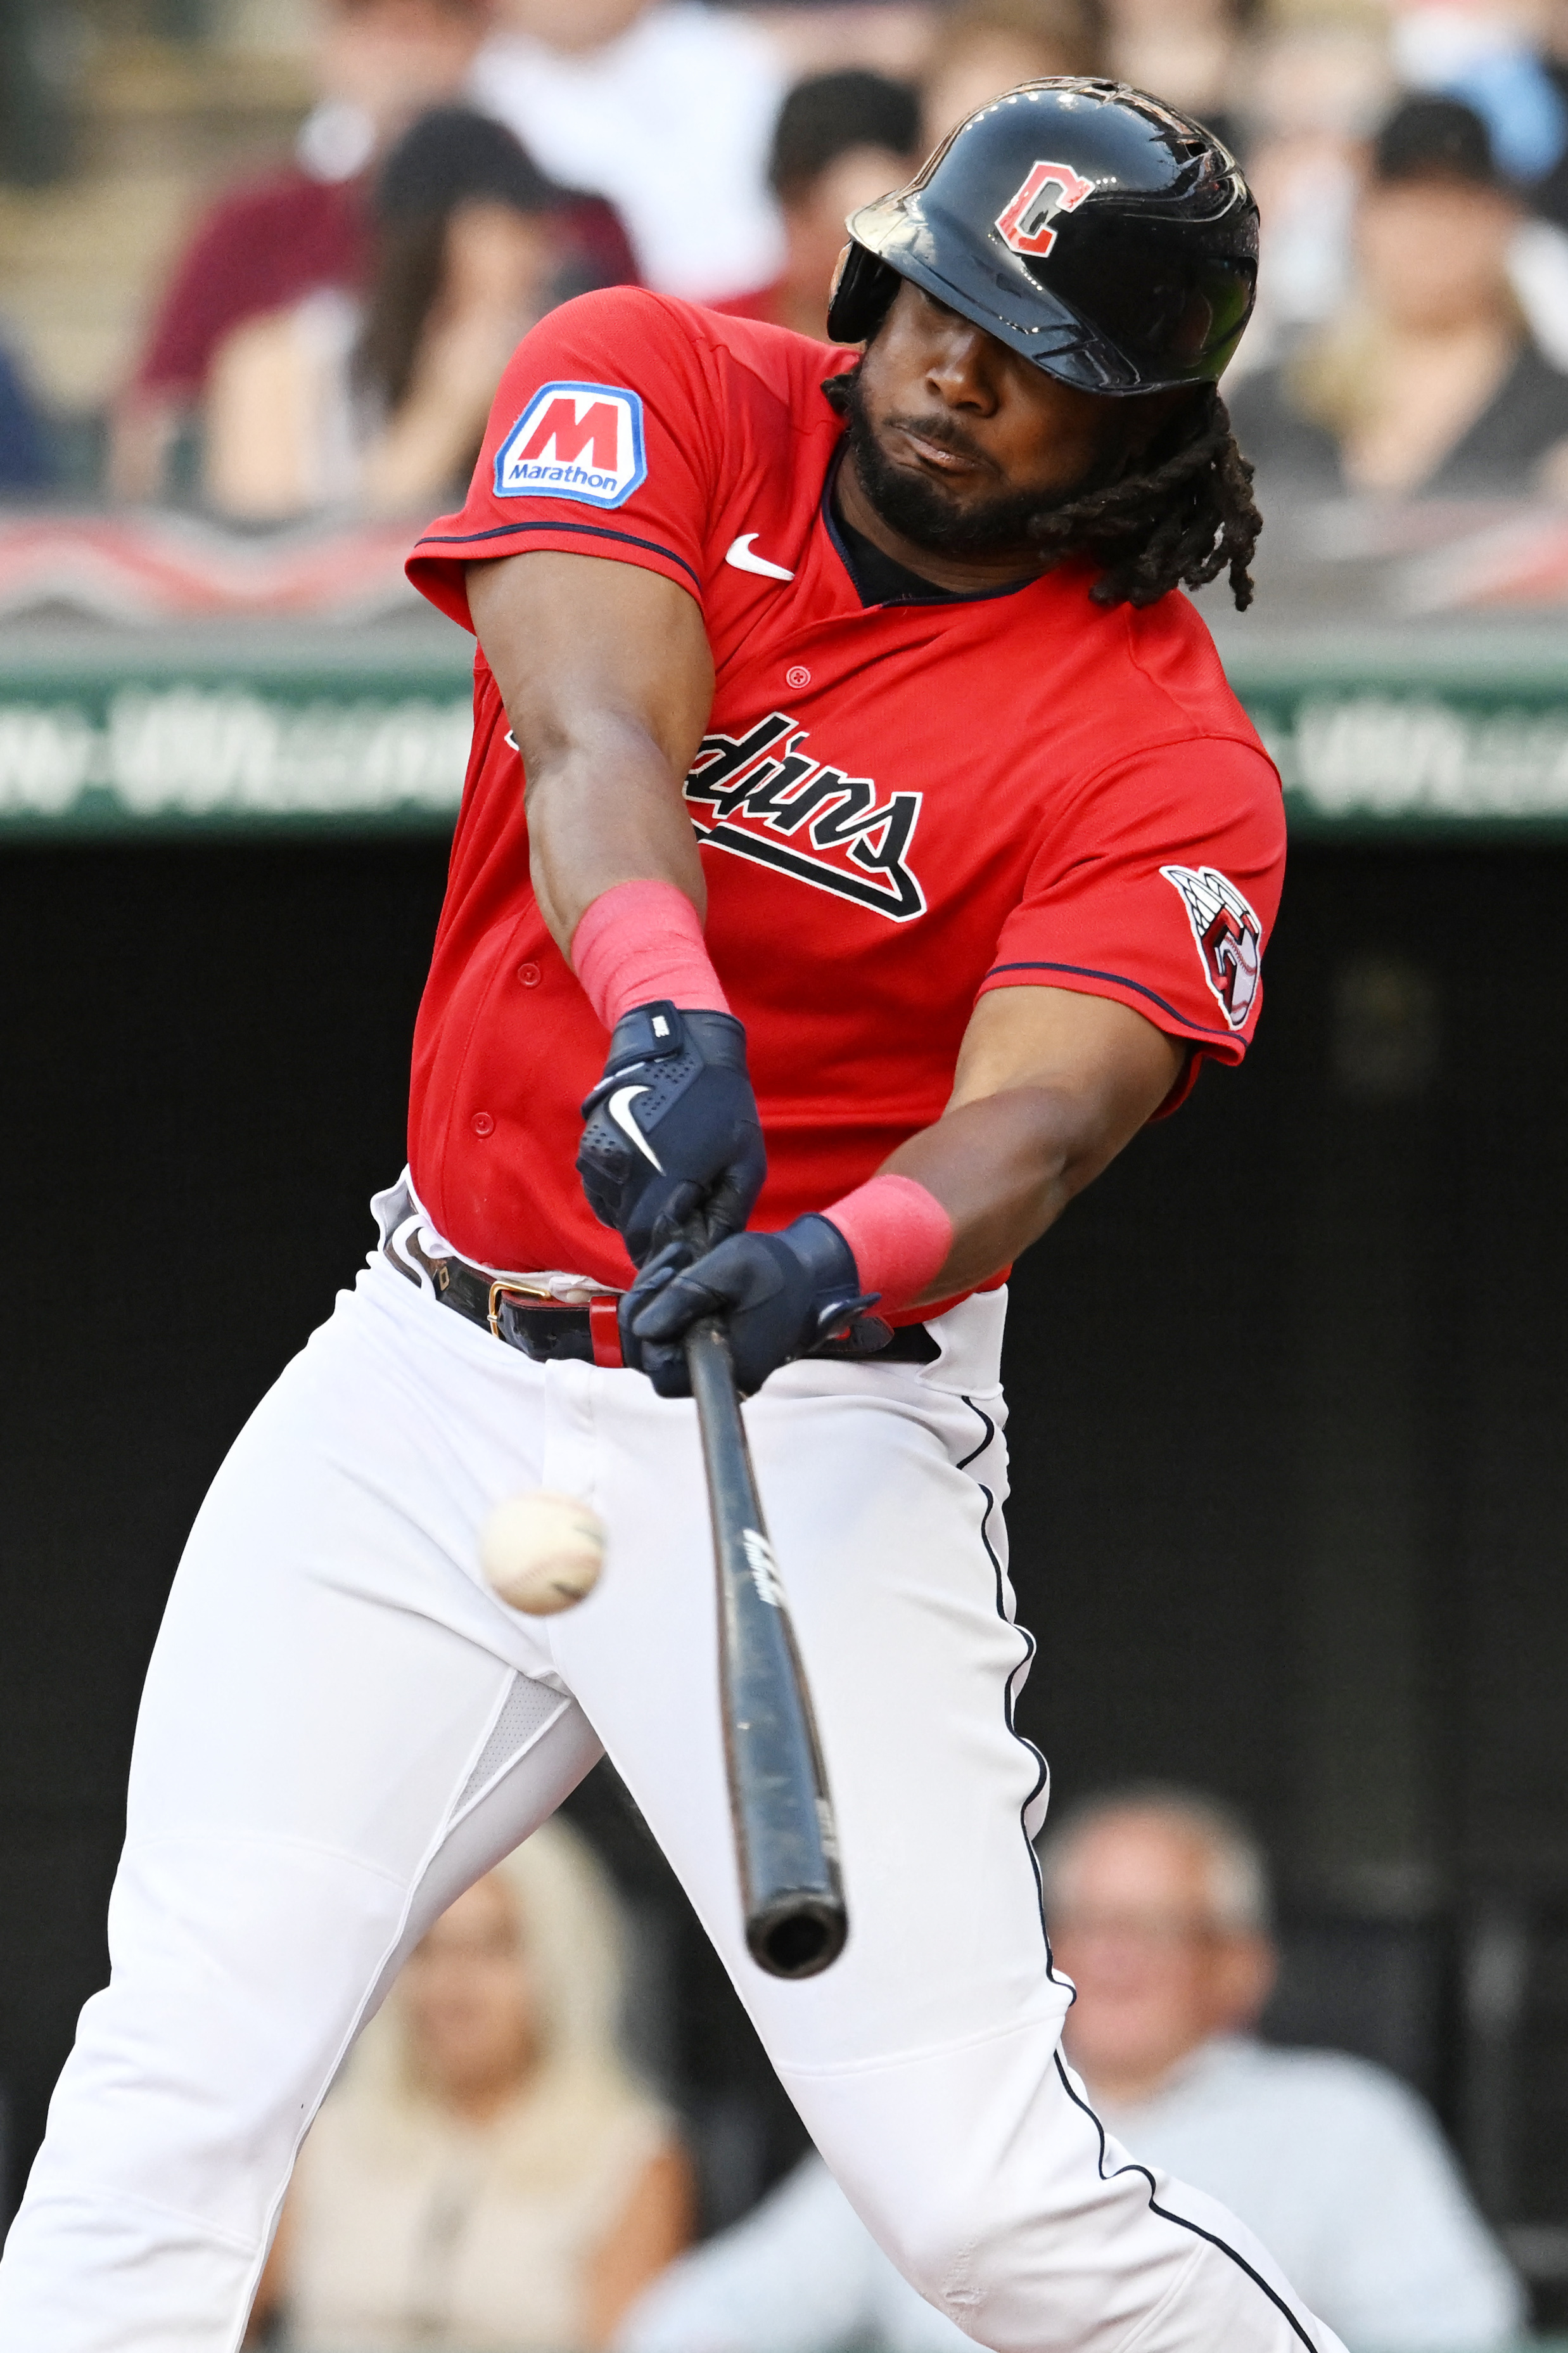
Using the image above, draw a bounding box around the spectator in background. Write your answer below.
[201,108,621,521]
[1375,0,1568,367]
[1230,95,1568,497]
[921,0,1099,148]
[250,1819,692,2350]
[112,0,499,504]
[1231,17,1393,373]
[1387,0,1568,191]
[472,0,786,300]
[1043,1786,1524,2352]
[620,1786,1523,2353]
[713,72,919,338]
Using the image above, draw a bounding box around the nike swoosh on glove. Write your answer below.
[622,1215,882,1398]
[578,1000,767,1266]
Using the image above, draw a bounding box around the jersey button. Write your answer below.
[471,1111,495,1138]
[517,961,541,987]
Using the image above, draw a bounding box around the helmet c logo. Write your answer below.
[995,160,1096,257]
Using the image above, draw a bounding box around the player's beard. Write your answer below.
[838,368,1094,560]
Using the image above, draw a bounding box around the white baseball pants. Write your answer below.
[0,1231,1344,2353]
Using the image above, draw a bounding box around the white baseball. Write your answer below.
[479,1492,606,1615]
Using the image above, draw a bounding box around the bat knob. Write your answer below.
[748,1892,849,1980]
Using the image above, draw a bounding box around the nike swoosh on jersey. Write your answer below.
[725,534,794,582]
[607,1084,663,1170]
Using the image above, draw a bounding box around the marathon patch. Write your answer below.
[494,380,647,509]
[1160,864,1261,1030]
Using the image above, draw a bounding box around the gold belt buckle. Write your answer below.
[487,1276,559,1340]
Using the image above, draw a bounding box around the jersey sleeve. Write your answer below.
[980,732,1285,1113]
[406,287,719,630]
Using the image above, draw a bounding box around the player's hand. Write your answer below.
[578,1001,767,1266]
[622,1217,882,1397]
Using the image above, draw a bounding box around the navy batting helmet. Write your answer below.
[825,79,1258,395]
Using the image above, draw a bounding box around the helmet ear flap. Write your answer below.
[826,243,902,346]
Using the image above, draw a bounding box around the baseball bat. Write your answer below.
[685,1315,848,1979]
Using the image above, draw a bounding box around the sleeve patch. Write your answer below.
[1159,864,1261,1030]
[494,380,647,509]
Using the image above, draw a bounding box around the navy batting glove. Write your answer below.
[578,1001,766,1267]
[623,1216,881,1399]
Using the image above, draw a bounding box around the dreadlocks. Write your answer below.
[820,369,1261,612]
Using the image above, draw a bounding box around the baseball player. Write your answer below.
[0,80,1344,2353]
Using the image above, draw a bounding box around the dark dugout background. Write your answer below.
[1,839,1565,2308]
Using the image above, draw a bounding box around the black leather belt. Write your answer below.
[382,1211,940,1371]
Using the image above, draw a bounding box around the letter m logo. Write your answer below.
[521,397,620,468]
[494,380,647,508]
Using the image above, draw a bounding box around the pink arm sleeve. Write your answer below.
[821,1173,953,1312]
[570,878,732,1030]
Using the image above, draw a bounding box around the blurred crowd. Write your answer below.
[236,1790,1524,2350]
[4,0,1568,523]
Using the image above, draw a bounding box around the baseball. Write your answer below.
[479,1492,606,1615]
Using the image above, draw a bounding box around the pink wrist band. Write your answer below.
[822,1173,953,1312]
[570,878,731,1030]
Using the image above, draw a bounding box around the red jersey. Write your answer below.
[407,288,1284,1288]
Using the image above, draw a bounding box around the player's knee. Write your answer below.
[853,2146,1130,2353]
[859,2172,1016,2336]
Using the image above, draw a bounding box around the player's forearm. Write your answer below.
[827,992,1185,1308]
[523,721,708,951]
[880,1085,1114,1301]
[468,551,717,958]
[850,984,1187,1305]
[623,1081,1121,1391]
